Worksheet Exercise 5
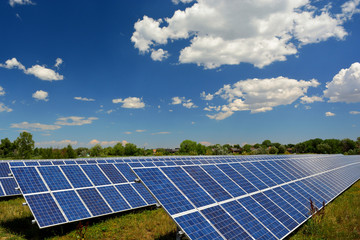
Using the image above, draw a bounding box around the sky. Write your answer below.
[0,0,360,149]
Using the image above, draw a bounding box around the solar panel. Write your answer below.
[10,163,157,228]
[133,155,360,240]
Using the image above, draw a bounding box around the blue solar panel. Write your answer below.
[11,167,48,194]
[37,166,72,191]
[98,164,127,184]
[80,165,111,186]
[216,164,258,193]
[230,163,267,190]
[133,168,194,215]
[241,162,277,188]
[201,165,246,197]
[114,163,137,182]
[131,183,157,205]
[38,161,52,166]
[0,178,19,195]
[0,163,10,177]
[60,165,93,188]
[97,186,131,212]
[115,184,147,208]
[161,167,215,208]
[201,205,251,240]
[25,161,39,166]
[53,190,91,221]
[77,188,112,216]
[183,166,232,202]
[175,212,223,240]
[25,193,66,228]
[221,200,276,240]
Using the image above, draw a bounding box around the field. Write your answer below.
[0,180,359,240]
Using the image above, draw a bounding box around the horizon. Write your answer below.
[1,0,360,149]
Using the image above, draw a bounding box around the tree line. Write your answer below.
[0,132,359,159]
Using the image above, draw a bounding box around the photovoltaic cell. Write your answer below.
[115,184,147,208]
[0,178,18,195]
[37,166,72,191]
[53,190,91,221]
[97,186,131,212]
[77,188,112,216]
[114,163,137,182]
[11,167,48,194]
[98,164,127,184]
[80,165,111,186]
[131,183,157,205]
[60,165,93,188]
[25,193,66,227]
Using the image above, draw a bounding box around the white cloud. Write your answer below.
[136,129,146,132]
[25,65,63,81]
[112,97,145,108]
[152,131,171,135]
[325,111,335,117]
[204,105,221,111]
[132,0,357,69]
[55,116,98,126]
[200,91,214,100]
[172,0,194,4]
[0,103,13,113]
[10,122,61,131]
[124,132,132,135]
[206,77,320,120]
[9,0,34,7]
[300,95,324,104]
[151,49,169,61]
[32,90,49,101]
[36,140,78,148]
[0,86,5,96]
[0,58,25,70]
[0,58,63,81]
[324,62,360,103]
[171,96,197,108]
[89,139,126,147]
[54,58,63,68]
[74,96,95,102]
[199,141,211,146]
[350,111,360,115]
[106,109,114,114]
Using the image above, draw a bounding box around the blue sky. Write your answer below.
[0,0,360,149]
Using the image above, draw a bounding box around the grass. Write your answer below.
[0,181,359,240]
[288,180,360,240]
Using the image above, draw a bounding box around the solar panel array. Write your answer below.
[133,155,360,240]
[11,163,157,228]
[0,162,19,197]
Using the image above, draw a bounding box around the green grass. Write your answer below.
[288,180,360,240]
[0,181,359,240]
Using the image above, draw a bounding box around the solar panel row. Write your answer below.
[1,154,328,197]
[133,155,360,240]
[11,163,157,228]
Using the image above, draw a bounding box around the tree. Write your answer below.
[269,146,278,154]
[112,143,125,156]
[196,143,206,155]
[243,144,252,153]
[262,140,272,148]
[124,143,138,156]
[14,132,34,159]
[316,143,331,154]
[66,145,77,158]
[341,138,356,153]
[179,140,197,154]
[0,138,14,158]
[90,144,103,157]
[278,145,286,154]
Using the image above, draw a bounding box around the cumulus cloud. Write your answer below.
[325,111,335,117]
[0,58,63,81]
[300,95,324,104]
[54,58,63,68]
[112,97,145,108]
[206,77,320,120]
[171,96,197,108]
[350,110,360,115]
[132,0,357,68]
[55,116,98,126]
[9,0,34,7]
[151,49,169,61]
[10,122,61,131]
[32,90,49,101]
[74,97,95,102]
[36,140,78,148]
[89,139,127,146]
[200,91,214,100]
[324,62,360,103]
[0,103,13,113]
[0,86,5,96]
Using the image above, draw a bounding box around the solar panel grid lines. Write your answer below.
[133,156,360,240]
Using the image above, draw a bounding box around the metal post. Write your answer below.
[176,227,184,240]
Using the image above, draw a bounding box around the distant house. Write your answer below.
[230,148,241,154]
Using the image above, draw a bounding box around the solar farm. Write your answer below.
[1,154,360,239]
